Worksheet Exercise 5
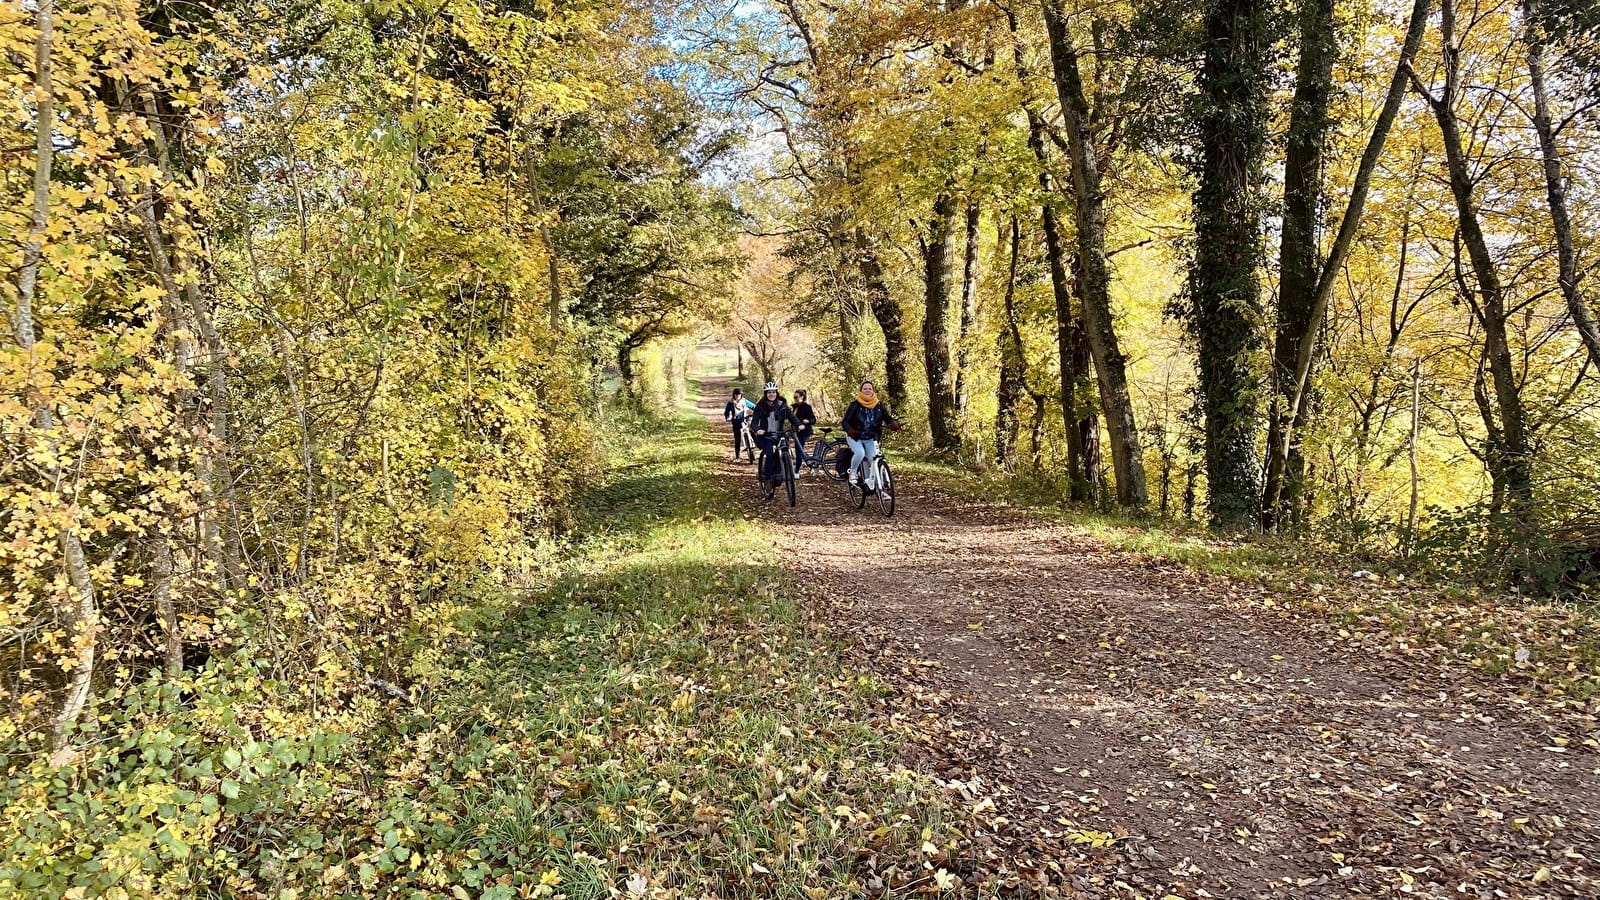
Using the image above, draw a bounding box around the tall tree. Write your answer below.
[955,202,982,421]
[1408,0,1534,527]
[1040,0,1149,507]
[1262,0,1335,530]
[1185,0,1275,529]
[1262,0,1431,529]
[11,0,99,754]
[924,192,965,450]
[1004,5,1098,500]
[1524,1,1600,369]
[995,217,1027,467]
[855,229,914,411]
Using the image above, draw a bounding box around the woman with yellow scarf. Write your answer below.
[840,380,899,496]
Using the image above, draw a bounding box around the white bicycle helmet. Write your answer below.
[763,381,778,392]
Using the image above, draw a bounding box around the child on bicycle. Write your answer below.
[723,388,754,460]
[841,380,898,496]
[751,382,799,489]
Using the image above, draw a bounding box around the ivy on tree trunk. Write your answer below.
[1186,0,1274,530]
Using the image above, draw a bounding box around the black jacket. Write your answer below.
[842,400,895,441]
[724,398,749,420]
[752,397,798,436]
[793,401,815,431]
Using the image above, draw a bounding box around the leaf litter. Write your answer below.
[718,390,1600,898]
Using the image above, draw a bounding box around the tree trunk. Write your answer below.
[995,218,1026,468]
[855,228,911,412]
[1069,255,1104,499]
[122,104,205,677]
[1265,0,1431,524]
[618,343,639,402]
[1421,0,1534,523]
[522,150,564,332]
[1029,392,1049,469]
[1049,214,1095,501]
[1263,0,1335,530]
[1004,7,1094,497]
[955,202,981,421]
[1526,10,1600,369]
[837,289,860,387]
[123,84,245,590]
[1040,0,1148,507]
[1404,357,1422,556]
[14,0,99,753]
[152,535,182,678]
[1472,349,1508,518]
[923,192,962,452]
[1188,0,1273,530]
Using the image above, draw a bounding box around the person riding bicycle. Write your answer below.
[723,388,754,460]
[841,380,898,496]
[751,382,799,490]
[792,389,816,471]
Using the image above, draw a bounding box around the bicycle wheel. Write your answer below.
[758,452,775,499]
[783,448,797,506]
[846,472,866,509]
[819,439,848,482]
[875,457,895,517]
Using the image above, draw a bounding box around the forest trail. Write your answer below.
[696,377,1600,898]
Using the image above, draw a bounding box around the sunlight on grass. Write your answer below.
[356,408,966,898]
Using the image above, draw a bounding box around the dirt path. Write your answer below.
[696,378,1600,898]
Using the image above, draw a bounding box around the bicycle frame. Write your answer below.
[756,427,799,506]
[796,429,848,481]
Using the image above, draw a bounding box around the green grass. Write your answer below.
[898,454,1320,581]
[340,403,968,898]
[0,399,997,900]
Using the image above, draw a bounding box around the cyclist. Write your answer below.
[841,380,898,497]
[751,382,799,492]
[791,389,816,472]
[723,388,754,460]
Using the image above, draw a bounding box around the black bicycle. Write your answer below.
[795,426,849,482]
[844,436,896,517]
[757,427,798,506]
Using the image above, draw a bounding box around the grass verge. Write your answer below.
[339,408,969,898]
[0,408,979,900]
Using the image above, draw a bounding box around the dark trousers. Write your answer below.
[795,428,813,469]
[731,417,748,455]
[757,435,781,481]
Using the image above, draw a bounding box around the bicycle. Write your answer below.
[843,434,896,517]
[795,426,849,482]
[756,426,798,507]
[735,417,756,462]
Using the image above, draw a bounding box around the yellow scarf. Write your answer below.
[856,391,878,409]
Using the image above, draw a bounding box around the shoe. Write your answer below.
[848,473,858,486]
